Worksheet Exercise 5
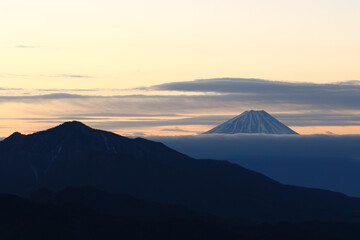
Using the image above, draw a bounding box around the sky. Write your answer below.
[1,0,360,136]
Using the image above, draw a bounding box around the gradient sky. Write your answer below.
[1,0,360,136]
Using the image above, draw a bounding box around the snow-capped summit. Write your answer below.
[204,110,298,134]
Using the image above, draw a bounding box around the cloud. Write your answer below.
[122,132,147,137]
[0,74,31,78]
[18,112,360,130]
[160,127,196,133]
[0,73,91,79]
[0,87,23,91]
[0,93,89,101]
[150,78,360,110]
[68,113,180,118]
[36,88,97,92]
[152,78,360,94]
[15,45,35,48]
[74,115,240,130]
[52,74,92,78]
[273,112,360,126]
[1,90,360,127]
[1,78,360,128]
[0,117,108,121]
[150,134,360,197]
[2,77,360,112]
[335,80,360,85]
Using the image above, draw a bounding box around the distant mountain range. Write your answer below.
[1,121,360,239]
[204,110,298,134]
[1,121,359,221]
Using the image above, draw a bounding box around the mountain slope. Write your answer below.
[204,110,298,134]
[0,192,237,240]
[3,191,360,240]
[0,121,359,223]
[29,186,219,223]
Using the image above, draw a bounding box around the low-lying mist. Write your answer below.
[150,134,360,197]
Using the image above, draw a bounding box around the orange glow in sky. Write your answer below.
[1,1,360,136]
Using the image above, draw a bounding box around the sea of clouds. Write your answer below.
[151,134,360,197]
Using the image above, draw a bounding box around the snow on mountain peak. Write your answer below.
[203,110,298,135]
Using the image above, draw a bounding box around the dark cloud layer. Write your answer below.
[151,134,360,197]
[152,78,360,109]
[153,78,360,94]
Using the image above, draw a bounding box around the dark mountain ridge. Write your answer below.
[0,191,237,240]
[3,189,360,240]
[1,121,360,223]
[29,186,220,223]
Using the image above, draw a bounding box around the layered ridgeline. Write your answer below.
[1,121,360,224]
[3,188,360,240]
[204,110,298,134]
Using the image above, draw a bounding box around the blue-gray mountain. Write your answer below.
[1,121,360,224]
[204,110,298,134]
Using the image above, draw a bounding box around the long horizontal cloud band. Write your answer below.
[0,91,360,109]
[2,78,360,109]
[1,78,360,131]
[151,78,360,109]
[152,78,360,94]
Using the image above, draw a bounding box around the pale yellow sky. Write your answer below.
[1,0,360,136]
[1,0,360,89]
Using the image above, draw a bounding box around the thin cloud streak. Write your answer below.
[15,45,35,48]
[0,93,89,101]
[0,87,23,91]
[160,127,196,133]
[54,74,92,78]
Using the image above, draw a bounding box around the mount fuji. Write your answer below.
[204,110,298,134]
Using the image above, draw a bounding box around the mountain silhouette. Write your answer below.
[204,110,298,134]
[1,121,360,223]
[0,191,237,240]
[29,186,219,223]
[4,190,360,240]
